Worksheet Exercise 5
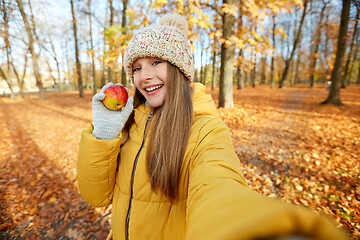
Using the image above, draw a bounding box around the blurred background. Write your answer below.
[0,0,358,101]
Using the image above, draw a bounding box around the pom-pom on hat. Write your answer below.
[124,13,195,82]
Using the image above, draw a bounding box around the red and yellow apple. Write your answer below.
[102,85,128,110]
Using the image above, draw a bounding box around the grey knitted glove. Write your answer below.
[92,82,134,140]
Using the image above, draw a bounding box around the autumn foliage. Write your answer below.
[0,84,359,239]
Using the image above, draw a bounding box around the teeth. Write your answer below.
[146,85,163,92]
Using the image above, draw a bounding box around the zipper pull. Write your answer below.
[147,111,154,121]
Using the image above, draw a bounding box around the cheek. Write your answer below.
[133,77,140,89]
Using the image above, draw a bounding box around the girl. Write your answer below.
[77,14,347,240]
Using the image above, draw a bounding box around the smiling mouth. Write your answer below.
[145,84,164,92]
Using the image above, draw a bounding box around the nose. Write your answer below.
[140,64,154,82]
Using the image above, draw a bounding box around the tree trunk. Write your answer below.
[251,52,256,88]
[2,0,10,70]
[88,0,97,95]
[48,32,62,90]
[0,66,14,97]
[2,0,23,97]
[70,0,84,98]
[294,46,301,85]
[322,0,351,105]
[237,4,243,90]
[310,2,327,88]
[46,59,57,85]
[237,67,243,90]
[322,10,331,82]
[121,0,128,86]
[270,13,276,89]
[219,0,235,108]
[107,0,114,83]
[357,60,360,84]
[260,56,266,85]
[342,2,360,87]
[194,68,199,83]
[211,50,216,91]
[11,52,27,97]
[200,43,204,84]
[63,38,71,87]
[348,41,359,85]
[237,50,243,90]
[204,59,208,85]
[245,71,249,87]
[16,0,46,99]
[279,0,309,88]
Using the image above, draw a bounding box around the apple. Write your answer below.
[102,85,128,110]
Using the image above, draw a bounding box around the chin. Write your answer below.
[147,102,163,108]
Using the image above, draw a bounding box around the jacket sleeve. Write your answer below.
[77,124,121,207]
[185,117,347,240]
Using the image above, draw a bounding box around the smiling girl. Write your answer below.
[77,14,347,240]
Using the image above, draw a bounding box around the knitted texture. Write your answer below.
[124,13,195,82]
[92,82,134,140]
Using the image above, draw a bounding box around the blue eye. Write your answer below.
[153,60,162,66]
[133,67,141,73]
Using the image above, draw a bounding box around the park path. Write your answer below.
[0,92,111,239]
[234,89,311,194]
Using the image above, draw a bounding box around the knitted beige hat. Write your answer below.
[124,13,195,82]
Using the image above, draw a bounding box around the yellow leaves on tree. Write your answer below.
[221,3,238,16]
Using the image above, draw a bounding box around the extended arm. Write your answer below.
[185,117,346,240]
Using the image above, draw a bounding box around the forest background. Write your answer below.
[0,0,360,239]
[1,0,360,104]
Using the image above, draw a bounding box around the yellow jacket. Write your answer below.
[77,83,346,240]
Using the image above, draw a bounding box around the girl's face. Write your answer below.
[132,57,168,108]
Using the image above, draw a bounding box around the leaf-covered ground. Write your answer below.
[0,84,359,239]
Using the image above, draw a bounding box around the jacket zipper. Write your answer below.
[125,111,153,240]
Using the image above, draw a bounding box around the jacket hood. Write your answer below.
[191,82,219,118]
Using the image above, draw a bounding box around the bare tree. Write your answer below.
[1,0,14,97]
[121,0,128,86]
[48,34,62,89]
[251,49,257,88]
[270,12,276,88]
[322,0,351,105]
[279,0,309,88]
[357,51,360,84]
[212,49,217,90]
[0,67,14,97]
[309,0,329,88]
[101,5,109,88]
[107,0,114,83]
[294,42,301,85]
[342,0,360,87]
[320,6,331,82]
[88,0,97,95]
[260,56,266,85]
[16,0,46,99]
[236,50,243,90]
[11,52,28,96]
[70,0,84,98]
[1,0,10,70]
[236,5,243,90]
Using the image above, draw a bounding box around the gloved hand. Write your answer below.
[92,82,134,140]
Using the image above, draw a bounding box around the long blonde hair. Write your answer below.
[121,63,193,202]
